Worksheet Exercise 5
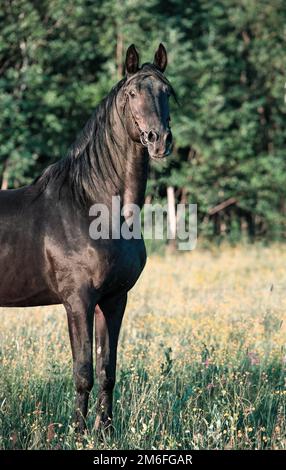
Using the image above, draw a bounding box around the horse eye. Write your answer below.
[129,90,136,98]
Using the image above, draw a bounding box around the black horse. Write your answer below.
[0,44,174,432]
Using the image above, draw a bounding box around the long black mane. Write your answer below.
[33,64,175,206]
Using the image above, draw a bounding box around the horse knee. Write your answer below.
[74,363,94,394]
[99,374,115,392]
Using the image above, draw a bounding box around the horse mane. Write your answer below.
[32,64,175,206]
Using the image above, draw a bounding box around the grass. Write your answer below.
[0,244,285,450]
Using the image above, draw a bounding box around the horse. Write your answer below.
[0,43,174,432]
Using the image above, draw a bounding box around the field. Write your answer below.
[0,245,285,450]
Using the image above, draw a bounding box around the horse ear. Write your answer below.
[153,43,167,73]
[125,44,139,75]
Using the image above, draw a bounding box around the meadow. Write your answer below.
[0,245,285,450]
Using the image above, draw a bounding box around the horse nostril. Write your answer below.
[166,131,173,147]
[147,130,159,143]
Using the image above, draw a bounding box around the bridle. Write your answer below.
[123,93,170,151]
[122,91,150,147]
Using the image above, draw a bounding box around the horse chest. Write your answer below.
[45,228,147,301]
[97,238,147,294]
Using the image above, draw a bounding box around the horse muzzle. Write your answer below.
[140,129,173,158]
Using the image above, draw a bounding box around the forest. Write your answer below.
[0,0,286,242]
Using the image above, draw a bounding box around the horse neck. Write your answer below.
[122,143,149,210]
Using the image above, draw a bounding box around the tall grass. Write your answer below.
[0,245,285,449]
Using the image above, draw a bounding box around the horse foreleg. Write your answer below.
[94,292,127,431]
[65,296,94,433]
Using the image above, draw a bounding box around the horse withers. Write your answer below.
[0,44,174,432]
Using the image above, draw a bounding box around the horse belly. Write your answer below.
[0,236,58,307]
[0,262,58,307]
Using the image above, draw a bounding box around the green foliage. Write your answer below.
[0,0,285,239]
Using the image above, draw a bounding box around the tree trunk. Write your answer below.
[116,31,123,79]
[1,173,8,190]
[1,162,9,190]
[167,186,177,251]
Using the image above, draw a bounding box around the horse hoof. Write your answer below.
[74,418,87,435]
[94,415,113,436]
